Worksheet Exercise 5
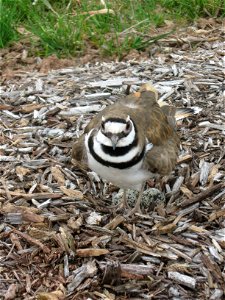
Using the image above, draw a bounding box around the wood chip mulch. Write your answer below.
[0,23,225,300]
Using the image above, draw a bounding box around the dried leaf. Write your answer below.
[17,103,44,113]
[22,211,45,223]
[209,209,225,222]
[157,223,176,234]
[78,8,115,17]
[2,203,39,214]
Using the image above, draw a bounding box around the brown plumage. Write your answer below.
[72,83,195,215]
[73,84,179,173]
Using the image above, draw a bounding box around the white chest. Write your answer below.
[85,129,154,190]
[87,152,151,190]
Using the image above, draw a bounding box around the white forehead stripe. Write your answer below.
[104,122,127,134]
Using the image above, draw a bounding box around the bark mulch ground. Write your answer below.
[0,20,225,299]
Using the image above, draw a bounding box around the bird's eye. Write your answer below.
[125,121,131,132]
[101,122,105,132]
[106,132,112,138]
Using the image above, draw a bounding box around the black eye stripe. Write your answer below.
[103,131,126,139]
[104,131,128,140]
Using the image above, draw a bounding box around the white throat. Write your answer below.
[85,129,151,190]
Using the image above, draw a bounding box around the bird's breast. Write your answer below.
[87,153,150,190]
[85,131,152,190]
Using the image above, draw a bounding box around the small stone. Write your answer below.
[86,212,103,225]
[168,286,180,297]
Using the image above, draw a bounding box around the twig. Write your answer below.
[0,190,63,200]
[119,19,149,35]
[179,182,224,208]
[12,228,51,254]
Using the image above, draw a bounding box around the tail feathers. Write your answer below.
[137,82,202,120]
[175,106,202,121]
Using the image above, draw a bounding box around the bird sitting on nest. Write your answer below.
[72,83,198,216]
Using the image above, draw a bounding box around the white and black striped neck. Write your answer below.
[85,118,145,170]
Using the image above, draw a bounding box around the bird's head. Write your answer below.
[97,115,134,150]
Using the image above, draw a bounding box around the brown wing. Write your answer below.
[144,138,179,175]
[125,86,180,176]
[71,135,84,161]
[71,135,89,170]
[122,89,178,145]
[160,105,177,128]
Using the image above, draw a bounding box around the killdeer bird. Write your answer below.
[72,83,197,215]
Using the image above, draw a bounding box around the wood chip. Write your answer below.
[168,271,196,289]
[76,248,109,257]
[1,23,224,298]
[179,182,224,207]
[67,261,97,292]
[12,228,51,254]
[59,186,83,199]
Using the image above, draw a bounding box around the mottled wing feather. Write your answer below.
[72,135,84,161]
[71,135,89,170]
[127,88,180,175]
[144,139,179,175]
[160,105,177,128]
[123,90,177,145]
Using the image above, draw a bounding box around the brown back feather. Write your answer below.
[72,83,180,175]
